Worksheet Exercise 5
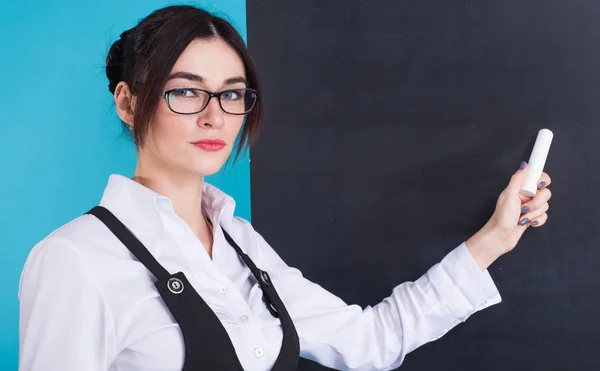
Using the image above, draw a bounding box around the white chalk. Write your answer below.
[520,128,554,197]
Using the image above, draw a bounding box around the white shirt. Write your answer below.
[18,174,501,371]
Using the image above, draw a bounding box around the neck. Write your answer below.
[132,159,213,256]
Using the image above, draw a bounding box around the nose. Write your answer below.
[198,96,225,130]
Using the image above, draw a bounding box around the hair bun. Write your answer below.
[105,30,130,94]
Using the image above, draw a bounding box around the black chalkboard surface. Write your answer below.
[247,1,600,370]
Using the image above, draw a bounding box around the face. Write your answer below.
[139,37,247,177]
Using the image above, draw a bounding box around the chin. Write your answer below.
[191,161,227,177]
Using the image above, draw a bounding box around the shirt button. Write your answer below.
[239,314,249,323]
[254,348,264,358]
[219,286,228,294]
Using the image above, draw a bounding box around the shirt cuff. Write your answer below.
[427,242,502,322]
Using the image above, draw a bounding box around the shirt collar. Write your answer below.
[98,174,237,250]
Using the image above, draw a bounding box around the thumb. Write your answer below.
[505,161,529,196]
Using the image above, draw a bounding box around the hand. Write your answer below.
[466,161,552,270]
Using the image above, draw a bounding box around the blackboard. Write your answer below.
[247,1,600,369]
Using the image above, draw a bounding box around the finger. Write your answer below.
[518,192,533,204]
[520,202,549,226]
[518,178,552,204]
[529,212,548,227]
[520,188,552,212]
[537,172,552,189]
[506,161,529,196]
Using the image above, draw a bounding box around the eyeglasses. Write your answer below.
[163,87,259,115]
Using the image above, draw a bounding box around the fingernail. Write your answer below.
[519,217,529,226]
[532,220,539,227]
[538,181,546,189]
[519,161,527,170]
[521,206,530,213]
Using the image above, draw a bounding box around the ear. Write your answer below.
[114,81,136,128]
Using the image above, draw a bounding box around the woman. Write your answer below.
[18,5,552,371]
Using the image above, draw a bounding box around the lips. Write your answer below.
[192,138,226,152]
[193,138,226,145]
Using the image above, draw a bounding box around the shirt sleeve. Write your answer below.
[254,232,501,371]
[18,237,116,371]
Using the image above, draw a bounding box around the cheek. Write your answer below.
[149,115,192,152]
[225,116,246,142]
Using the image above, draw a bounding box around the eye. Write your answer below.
[168,88,198,98]
[221,89,244,101]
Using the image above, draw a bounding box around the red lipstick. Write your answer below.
[192,138,226,152]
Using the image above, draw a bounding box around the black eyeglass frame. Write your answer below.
[162,87,260,115]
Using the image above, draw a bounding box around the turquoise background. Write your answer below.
[0,1,249,369]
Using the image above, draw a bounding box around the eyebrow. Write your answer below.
[167,72,248,86]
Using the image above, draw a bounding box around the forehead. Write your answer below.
[171,37,246,82]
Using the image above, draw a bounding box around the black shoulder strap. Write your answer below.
[86,206,170,281]
[221,228,261,272]
[221,228,280,318]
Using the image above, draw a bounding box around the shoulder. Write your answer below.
[19,213,132,298]
[27,213,131,265]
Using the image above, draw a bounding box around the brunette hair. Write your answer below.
[105,5,261,159]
